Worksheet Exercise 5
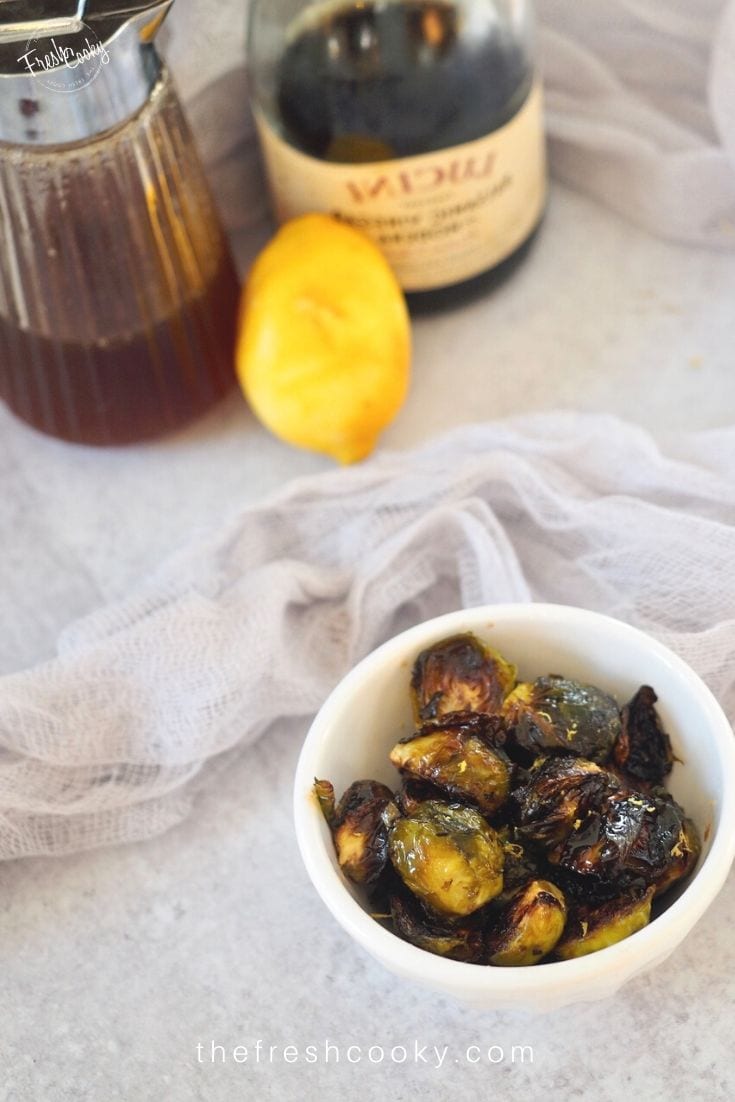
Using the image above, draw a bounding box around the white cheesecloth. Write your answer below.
[1,415,735,858]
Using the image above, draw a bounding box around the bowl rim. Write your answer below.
[294,603,735,996]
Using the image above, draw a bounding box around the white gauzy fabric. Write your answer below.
[163,0,735,252]
[537,0,735,247]
[2,414,735,860]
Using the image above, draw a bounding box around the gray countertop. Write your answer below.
[2,184,735,1102]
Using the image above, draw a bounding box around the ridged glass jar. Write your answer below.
[0,70,239,445]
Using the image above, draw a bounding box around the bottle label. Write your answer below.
[255,81,546,292]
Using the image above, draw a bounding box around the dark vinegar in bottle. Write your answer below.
[249,0,546,310]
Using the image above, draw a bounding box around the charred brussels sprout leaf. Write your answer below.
[411,633,517,723]
[624,792,700,896]
[512,755,614,850]
[548,788,651,880]
[389,888,484,962]
[389,715,511,816]
[554,887,654,960]
[487,880,567,966]
[613,685,675,785]
[396,777,451,816]
[495,833,546,906]
[388,801,505,917]
[651,809,700,896]
[316,779,398,886]
[504,676,621,764]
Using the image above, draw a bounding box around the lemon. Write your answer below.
[236,214,411,464]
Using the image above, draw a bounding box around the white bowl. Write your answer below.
[294,604,735,1011]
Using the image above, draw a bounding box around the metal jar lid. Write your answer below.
[0,1,174,144]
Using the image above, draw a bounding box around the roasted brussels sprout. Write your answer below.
[512,755,614,849]
[411,633,517,723]
[487,880,567,966]
[548,785,700,898]
[504,676,621,764]
[613,685,675,785]
[388,801,505,917]
[554,887,654,960]
[315,779,398,886]
[389,715,511,816]
[389,887,484,963]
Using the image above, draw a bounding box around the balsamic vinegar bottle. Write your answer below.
[248,0,546,310]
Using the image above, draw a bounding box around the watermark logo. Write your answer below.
[17,23,110,94]
[194,1038,535,1070]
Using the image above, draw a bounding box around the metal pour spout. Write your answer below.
[0,0,176,144]
[0,2,173,45]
